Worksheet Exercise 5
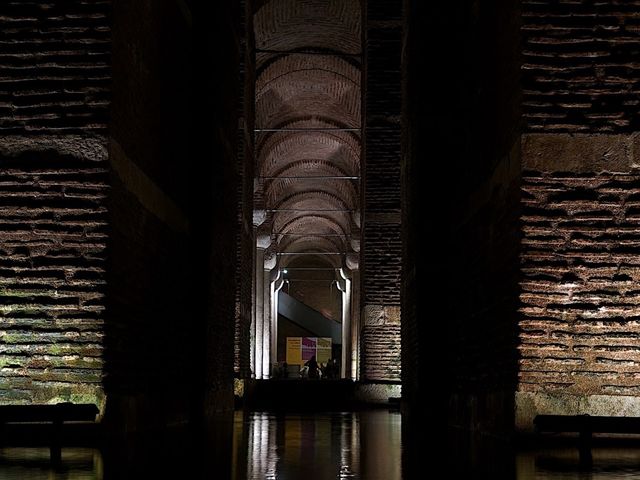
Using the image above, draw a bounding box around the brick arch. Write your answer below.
[282,254,341,271]
[255,70,360,129]
[278,248,344,270]
[272,191,349,218]
[257,55,359,91]
[256,118,361,157]
[269,159,350,179]
[278,235,344,256]
[266,181,357,213]
[258,132,360,178]
[264,162,358,209]
[254,0,361,55]
[277,214,347,238]
[280,255,343,270]
[274,212,351,242]
[275,214,348,254]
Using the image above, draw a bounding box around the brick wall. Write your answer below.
[0,143,108,405]
[523,0,640,133]
[0,0,111,406]
[362,0,402,382]
[517,0,640,427]
[520,169,640,395]
[235,0,254,378]
[0,1,111,135]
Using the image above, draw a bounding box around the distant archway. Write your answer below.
[249,0,362,380]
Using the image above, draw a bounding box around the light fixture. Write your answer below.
[283,269,288,274]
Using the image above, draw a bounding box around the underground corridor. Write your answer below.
[2,0,640,479]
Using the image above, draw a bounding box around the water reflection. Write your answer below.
[3,418,640,479]
[0,448,102,480]
[517,447,640,479]
[233,410,403,480]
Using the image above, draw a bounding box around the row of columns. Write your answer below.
[249,239,359,380]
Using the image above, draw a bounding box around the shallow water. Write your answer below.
[232,410,403,480]
[2,412,640,479]
[517,447,640,479]
[0,447,102,480]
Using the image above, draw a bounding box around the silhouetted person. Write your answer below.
[305,356,319,379]
[282,361,289,378]
[323,358,337,379]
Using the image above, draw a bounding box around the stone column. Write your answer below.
[252,234,272,379]
[271,276,284,367]
[253,246,265,378]
[349,268,360,381]
[262,252,277,378]
[336,277,346,378]
[361,0,403,381]
[337,270,351,379]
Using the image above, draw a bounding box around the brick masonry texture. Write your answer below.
[361,1,403,382]
[235,0,252,378]
[362,222,401,305]
[0,1,111,135]
[522,0,640,133]
[0,146,108,405]
[518,0,640,409]
[0,0,111,405]
[361,305,400,380]
[520,171,640,395]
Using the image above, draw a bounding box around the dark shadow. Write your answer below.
[402,0,521,477]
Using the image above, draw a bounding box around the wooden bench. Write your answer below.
[0,403,99,464]
[534,414,640,465]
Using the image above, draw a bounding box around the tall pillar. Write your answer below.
[361,0,403,381]
[253,246,265,378]
[252,233,273,380]
[261,253,277,379]
[271,276,284,367]
[337,269,352,379]
[349,268,360,381]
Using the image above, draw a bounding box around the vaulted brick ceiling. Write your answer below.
[254,0,361,270]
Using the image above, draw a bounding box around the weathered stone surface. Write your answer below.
[0,144,108,405]
[522,0,640,133]
[0,1,111,135]
[516,391,640,432]
[354,382,401,405]
[519,171,640,396]
[362,305,401,381]
[362,305,400,326]
[523,133,640,172]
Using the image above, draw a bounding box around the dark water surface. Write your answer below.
[2,412,640,479]
[0,447,101,479]
[232,410,402,480]
[517,447,640,479]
